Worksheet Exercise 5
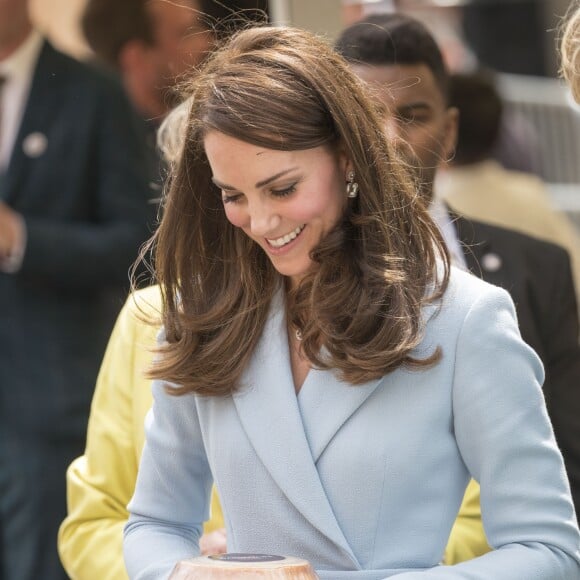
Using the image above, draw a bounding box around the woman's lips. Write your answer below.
[266,224,306,248]
[264,224,306,254]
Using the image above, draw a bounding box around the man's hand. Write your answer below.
[0,202,26,271]
[0,201,24,260]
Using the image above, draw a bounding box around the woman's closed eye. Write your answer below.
[221,182,297,204]
[222,192,243,204]
[271,183,297,198]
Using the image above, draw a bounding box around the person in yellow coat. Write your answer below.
[444,481,491,564]
[58,286,226,579]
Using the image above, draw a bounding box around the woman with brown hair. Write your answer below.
[124,26,580,579]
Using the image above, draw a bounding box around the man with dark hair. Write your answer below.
[337,11,580,561]
[337,13,456,200]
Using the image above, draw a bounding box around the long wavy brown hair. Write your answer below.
[144,25,450,396]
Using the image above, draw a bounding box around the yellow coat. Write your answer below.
[58,286,223,580]
[445,480,490,564]
[58,286,488,578]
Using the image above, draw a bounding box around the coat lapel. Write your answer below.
[3,41,66,204]
[297,368,384,463]
[450,210,506,287]
[232,292,360,568]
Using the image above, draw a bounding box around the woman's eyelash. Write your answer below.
[271,184,297,197]
[222,193,241,204]
[221,183,297,203]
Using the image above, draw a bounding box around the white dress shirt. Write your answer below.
[0,30,42,272]
[429,198,467,270]
[0,29,43,172]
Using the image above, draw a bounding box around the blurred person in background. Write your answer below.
[81,0,269,189]
[58,4,270,579]
[435,71,580,304]
[0,0,157,578]
[336,12,580,558]
[83,0,215,121]
[342,0,543,177]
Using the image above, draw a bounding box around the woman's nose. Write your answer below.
[248,203,281,237]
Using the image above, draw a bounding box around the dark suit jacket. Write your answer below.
[453,212,580,518]
[0,41,157,441]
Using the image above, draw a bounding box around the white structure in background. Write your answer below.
[496,74,580,185]
[269,0,293,23]
[496,73,580,228]
[342,0,395,11]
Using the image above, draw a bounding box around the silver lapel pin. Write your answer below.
[22,132,48,158]
[481,252,502,273]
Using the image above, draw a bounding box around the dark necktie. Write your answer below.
[0,75,7,192]
[0,75,6,140]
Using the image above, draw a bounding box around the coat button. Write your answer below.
[481,252,502,272]
[22,132,48,158]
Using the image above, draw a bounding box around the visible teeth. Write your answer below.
[267,225,305,248]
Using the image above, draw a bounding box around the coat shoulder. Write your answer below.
[433,266,516,331]
[37,41,128,101]
[459,214,571,263]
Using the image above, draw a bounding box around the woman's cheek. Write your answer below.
[224,205,247,229]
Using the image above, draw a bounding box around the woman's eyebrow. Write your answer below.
[211,167,299,191]
[255,168,299,188]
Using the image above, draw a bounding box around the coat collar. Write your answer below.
[448,207,506,286]
[232,291,385,569]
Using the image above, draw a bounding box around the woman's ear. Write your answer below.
[336,141,354,177]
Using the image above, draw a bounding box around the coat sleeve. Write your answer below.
[58,288,225,580]
[123,373,214,579]
[443,245,580,563]
[538,247,580,521]
[390,286,580,579]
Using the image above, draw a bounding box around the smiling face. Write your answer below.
[204,131,351,286]
[351,62,457,200]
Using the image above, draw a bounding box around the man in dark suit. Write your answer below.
[0,1,157,578]
[336,12,580,535]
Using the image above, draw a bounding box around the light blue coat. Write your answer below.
[124,267,580,579]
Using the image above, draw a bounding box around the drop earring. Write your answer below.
[346,170,359,199]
